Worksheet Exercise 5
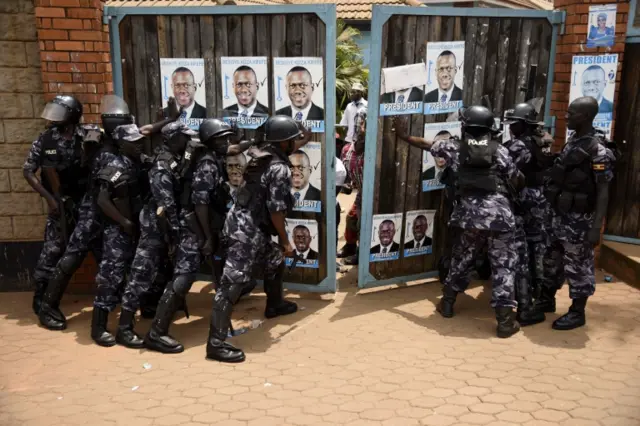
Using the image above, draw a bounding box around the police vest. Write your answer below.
[40,129,88,201]
[97,162,145,222]
[457,135,509,196]
[519,134,556,187]
[178,141,208,209]
[155,150,183,206]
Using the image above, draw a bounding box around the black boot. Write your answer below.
[337,243,357,258]
[495,306,520,338]
[116,309,144,348]
[552,297,587,330]
[533,286,557,313]
[206,284,246,363]
[32,278,47,315]
[515,277,546,326]
[437,285,457,318]
[264,263,297,319]
[38,268,71,330]
[143,289,185,353]
[91,307,116,347]
[140,289,162,319]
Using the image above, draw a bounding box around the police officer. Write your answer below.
[536,97,615,330]
[116,122,188,348]
[502,103,552,326]
[206,116,311,363]
[23,95,87,315]
[437,106,522,338]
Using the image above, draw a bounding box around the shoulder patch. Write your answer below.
[592,163,606,171]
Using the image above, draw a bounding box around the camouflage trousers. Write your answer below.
[61,196,103,268]
[445,227,517,309]
[543,238,595,299]
[121,205,171,313]
[33,214,65,288]
[514,216,530,282]
[220,230,283,287]
[521,187,551,293]
[174,225,201,277]
[93,223,135,311]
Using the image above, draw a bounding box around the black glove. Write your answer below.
[586,227,601,245]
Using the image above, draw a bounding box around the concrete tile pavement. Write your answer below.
[1,267,640,426]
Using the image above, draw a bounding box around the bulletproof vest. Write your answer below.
[155,150,183,204]
[179,141,208,209]
[457,134,508,195]
[40,129,88,201]
[546,136,599,214]
[96,161,143,222]
[519,135,556,187]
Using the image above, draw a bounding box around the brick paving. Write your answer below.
[1,268,640,426]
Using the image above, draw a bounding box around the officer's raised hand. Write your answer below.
[282,240,295,258]
[166,96,182,120]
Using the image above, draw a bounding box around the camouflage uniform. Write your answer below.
[544,131,615,299]
[23,127,87,311]
[445,140,519,309]
[120,147,181,314]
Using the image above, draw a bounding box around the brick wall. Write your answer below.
[0,0,48,242]
[551,0,629,150]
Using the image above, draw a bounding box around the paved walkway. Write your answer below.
[1,267,639,426]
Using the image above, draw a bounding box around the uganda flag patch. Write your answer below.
[593,163,605,171]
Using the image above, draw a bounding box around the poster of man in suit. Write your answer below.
[422,122,461,192]
[567,54,618,140]
[274,57,325,133]
[289,142,322,213]
[220,57,269,129]
[424,41,465,115]
[370,213,402,262]
[225,153,247,209]
[160,58,207,129]
[403,210,436,258]
[283,219,319,269]
[379,63,427,116]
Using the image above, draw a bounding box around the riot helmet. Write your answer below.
[100,95,134,136]
[199,118,235,156]
[41,95,83,128]
[504,103,539,125]
[263,115,303,143]
[161,121,197,155]
[112,123,145,159]
[79,123,103,165]
[459,106,496,134]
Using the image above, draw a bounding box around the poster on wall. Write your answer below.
[224,153,247,209]
[220,56,269,129]
[567,54,618,140]
[379,63,428,116]
[422,122,461,192]
[587,5,616,48]
[273,57,324,133]
[284,218,320,269]
[289,142,322,213]
[424,41,465,115]
[403,210,436,258]
[160,58,207,130]
[370,213,402,263]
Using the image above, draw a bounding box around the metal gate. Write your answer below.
[104,4,338,293]
[358,5,565,289]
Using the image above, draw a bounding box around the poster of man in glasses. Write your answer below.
[424,41,465,115]
[274,57,325,133]
[160,58,207,129]
[289,142,322,213]
[220,57,269,129]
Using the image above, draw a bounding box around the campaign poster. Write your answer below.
[403,210,436,258]
[587,5,616,48]
[422,122,461,192]
[568,54,618,139]
[370,213,402,263]
[160,58,207,130]
[220,57,269,129]
[273,57,324,133]
[284,218,319,269]
[379,63,428,116]
[290,141,322,213]
[424,41,465,115]
[224,153,247,209]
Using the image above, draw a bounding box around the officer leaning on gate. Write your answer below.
[437,106,523,339]
[534,96,616,330]
[23,96,87,316]
[205,115,311,363]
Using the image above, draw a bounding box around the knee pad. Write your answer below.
[58,253,86,276]
[219,282,248,306]
[172,274,196,297]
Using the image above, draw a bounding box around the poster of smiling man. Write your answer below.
[220,57,269,129]
[289,142,322,213]
[160,58,207,130]
[424,41,465,115]
[284,219,319,269]
[370,213,403,263]
[274,57,324,133]
[422,122,461,192]
[403,210,436,257]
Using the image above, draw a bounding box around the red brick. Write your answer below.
[54,40,85,51]
[47,62,57,71]
[69,52,104,62]
[74,93,100,103]
[35,6,65,17]
[66,8,98,19]
[91,20,103,31]
[72,73,104,83]
[52,18,83,30]
[43,72,73,83]
[68,30,103,41]
[106,82,113,93]
[86,63,96,72]
[45,40,55,50]
[556,72,571,83]
[38,29,68,40]
[40,18,52,28]
[55,82,87,93]
[83,113,100,123]
[50,0,80,6]
[617,2,629,13]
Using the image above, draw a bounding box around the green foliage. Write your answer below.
[335,20,369,123]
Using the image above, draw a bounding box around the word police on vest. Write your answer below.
[468,139,488,146]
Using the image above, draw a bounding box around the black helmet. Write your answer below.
[41,95,83,125]
[80,123,103,146]
[459,106,495,131]
[199,118,235,144]
[100,95,134,136]
[263,115,303,143]
[504,103,539,125]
